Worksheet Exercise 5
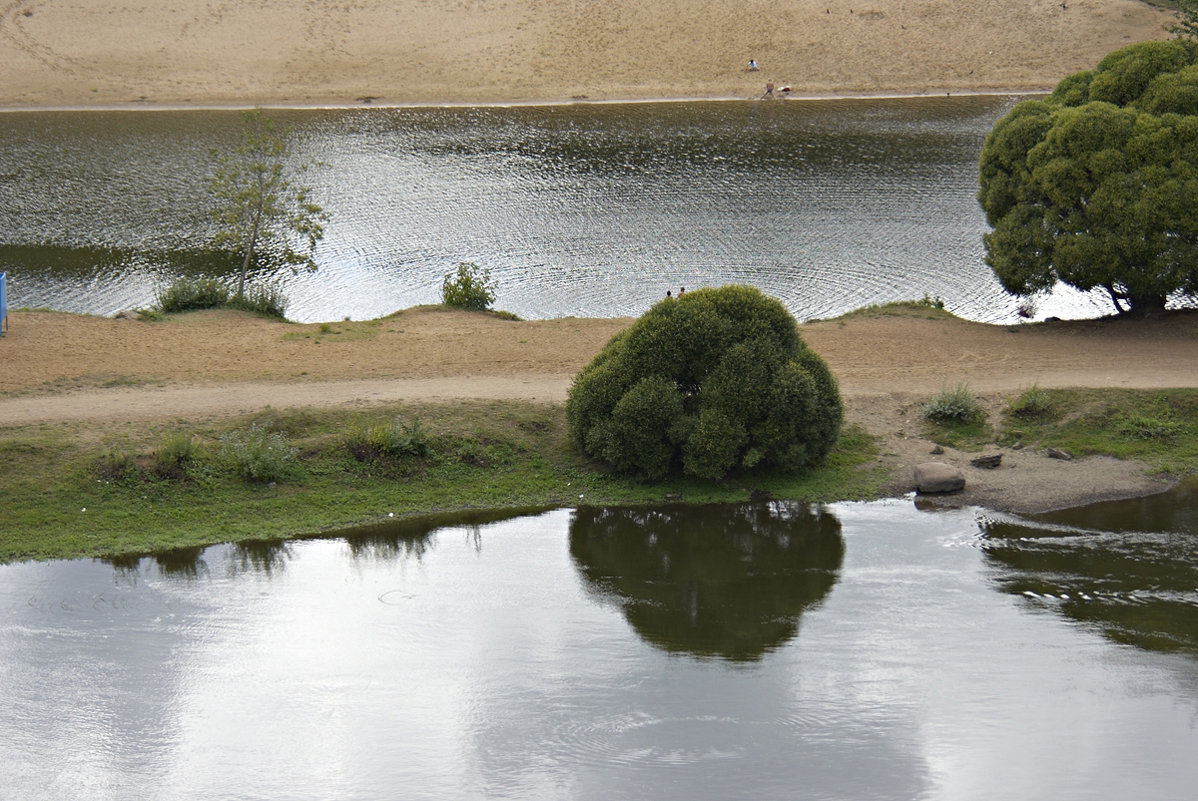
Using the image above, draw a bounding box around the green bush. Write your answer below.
[227,284,289,318]
[566,285,843,481]
[345,417,430,462]
[441,262,496,311]
[922,383,984,424]
[151,432,198,479]
[155,277,230,312]
[217,423,298,483]
[1007,384,1055,420]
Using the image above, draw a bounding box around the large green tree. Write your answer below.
[565,285,842,481]
[978,40,1198,313]
[209,110,329,298]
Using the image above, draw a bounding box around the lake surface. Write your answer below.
[0,96,1142,324]
[3,493,1196,801]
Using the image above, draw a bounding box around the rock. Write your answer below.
[1045,447,1073,461]
[930,445,944,455]
[914,462,966,494]
[970,454,1003,469]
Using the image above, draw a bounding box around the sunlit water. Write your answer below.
[3,495,1196,801]
[0,97,1152,324]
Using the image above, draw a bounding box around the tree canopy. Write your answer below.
[565,285,842,481]
[209,110,329,298]
[978,39,1198,313]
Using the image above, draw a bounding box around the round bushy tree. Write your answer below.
[979,40,1198,314]
[565,285,842,480]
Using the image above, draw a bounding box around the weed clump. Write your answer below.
[217,423,299,483]
[922,383,984,425]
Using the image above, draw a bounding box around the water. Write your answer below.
[3,495,1197,801]
[0,97,1131,324]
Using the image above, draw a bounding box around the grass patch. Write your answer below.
[820,295,955,323]
[0,403,883,563]
[999,388,1198,473]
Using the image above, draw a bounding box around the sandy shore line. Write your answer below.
[0,1,1174,109]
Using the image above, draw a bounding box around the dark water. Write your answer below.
[3,494,1197,801]
[0,97,1137,324]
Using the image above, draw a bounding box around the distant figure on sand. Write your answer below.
[761,82,775,99]
[748,59,759,71]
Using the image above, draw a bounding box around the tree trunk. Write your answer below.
[1126,293,1167,314]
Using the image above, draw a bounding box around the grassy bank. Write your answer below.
[0,399,884,563]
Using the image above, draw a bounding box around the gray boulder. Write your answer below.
[914,462,966,494]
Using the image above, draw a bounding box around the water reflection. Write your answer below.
[569,502,843,660]
[981,480,1198,655]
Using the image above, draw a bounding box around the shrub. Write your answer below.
[441,262,496,311]
[151,432,198,479]
[227,283,288,318]
[217,423,298,482]
[922,383,984,424]
[1007,384,1055,420]
[155,277,230,313]
[345,417,430,462]
[566,285,843,481]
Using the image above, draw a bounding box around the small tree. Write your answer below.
[209,110,329,299]
[441,261,497,310]
[566,285,843,481]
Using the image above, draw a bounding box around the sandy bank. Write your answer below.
[0,1,1175,109]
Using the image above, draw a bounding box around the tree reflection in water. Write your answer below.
[569,502,844,661]
[981,480,1198,655]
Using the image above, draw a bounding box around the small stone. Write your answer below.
[930,445,944,455]
[971,454,1003,469]
[1046,447,1073,461]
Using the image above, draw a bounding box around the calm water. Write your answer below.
[3,494,1197,801]
[0,97,1136,324]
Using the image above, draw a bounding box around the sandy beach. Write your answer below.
[0,0,1176,108]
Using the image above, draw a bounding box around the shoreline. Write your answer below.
[0,88,1049,115]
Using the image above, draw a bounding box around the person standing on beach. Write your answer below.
[761,82,775,99]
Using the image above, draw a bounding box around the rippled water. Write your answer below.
[0,97,1136,323]
[2,494,1197,800]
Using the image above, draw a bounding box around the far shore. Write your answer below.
[0,1,1174,109]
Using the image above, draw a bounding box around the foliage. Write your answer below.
[566,285,843,481]
[152,432,199,478]
[1169,0,1198,43]
[1006,384,1057,421]
[345,417,431,462]
[922,383,985,424]
[217,423,299,483]
[153,277,288,318]
[209,109,329,299]
[225,283,289,318]
[155,277,230,313]
[978,40,1198,314]
[441,262,497,311]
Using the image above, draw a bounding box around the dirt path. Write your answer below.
[2,306,1196,512]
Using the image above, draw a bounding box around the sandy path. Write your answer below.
[2,307,1195,513]
[0,0,1174,108]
